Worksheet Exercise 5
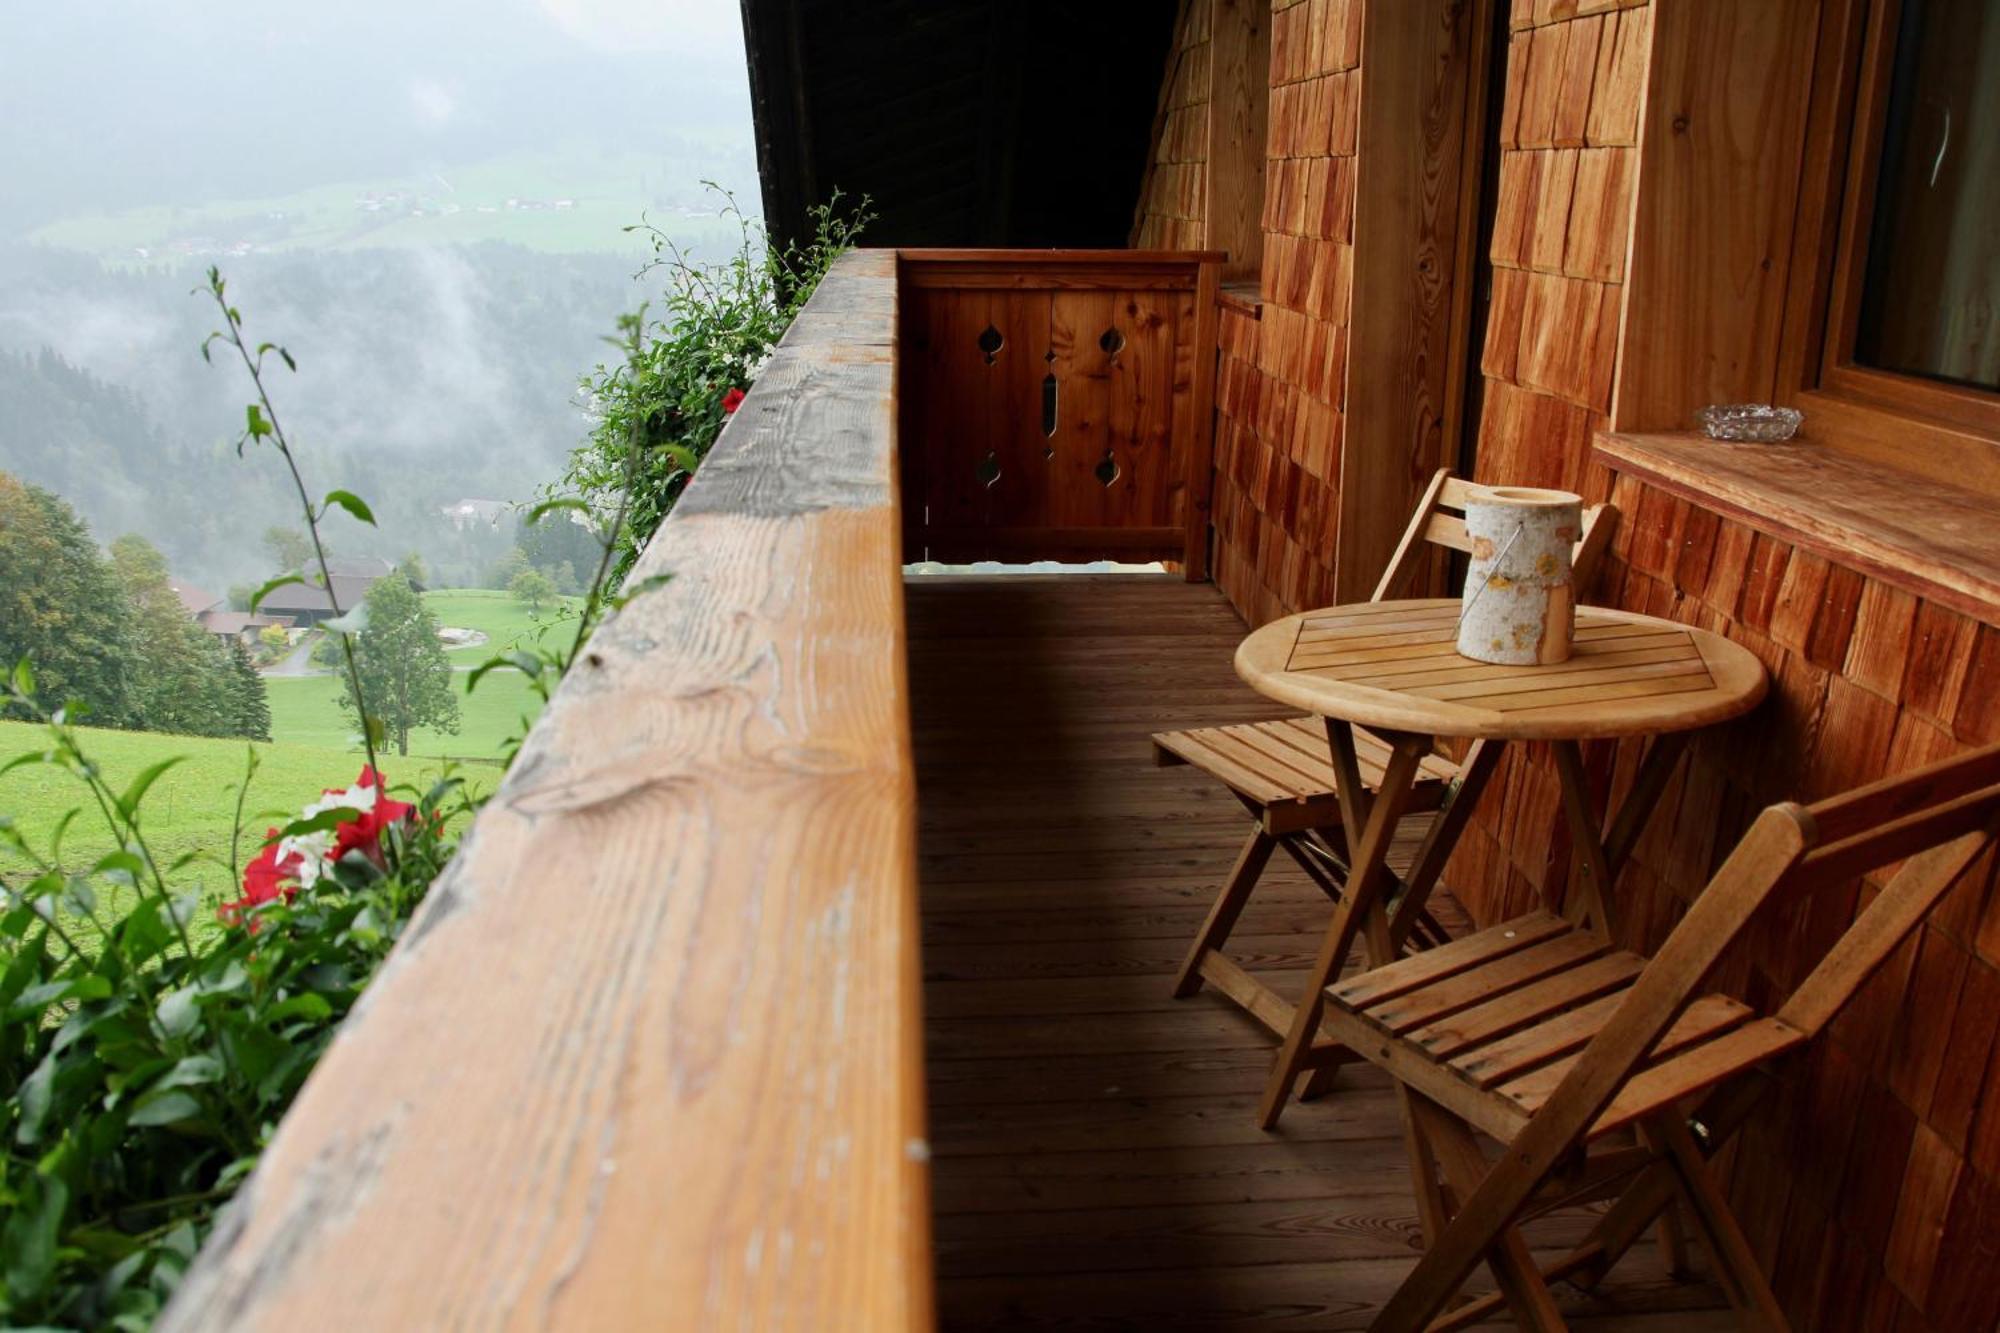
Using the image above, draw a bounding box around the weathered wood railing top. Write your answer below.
[163,248,931,1330]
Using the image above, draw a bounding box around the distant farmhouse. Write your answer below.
[439,497,511,531]
[256,555,401,628]
[168,577,294,644]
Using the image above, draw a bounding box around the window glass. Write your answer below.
[1853,0,2000,393]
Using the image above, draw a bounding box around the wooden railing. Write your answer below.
[898,249,1222,577]
[163,246,1225,1329]
[162,249,931,1330]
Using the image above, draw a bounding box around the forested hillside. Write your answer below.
[0,241,641,588]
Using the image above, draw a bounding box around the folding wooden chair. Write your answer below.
[1152,471,1617,1074]
[1316,740,2000,1331]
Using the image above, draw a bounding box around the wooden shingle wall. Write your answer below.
[1146,0,2000,1324]
[1208,0,1361,624]
[1133,1,1214,250]
[1444,4,2000,1329]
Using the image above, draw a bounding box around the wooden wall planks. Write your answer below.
[1210,0,1364,623]
[160,250,933,1332]
[1142,0,1486,619]
[1207,0,1271,284]
[1338,0,1480,603]
[1134,0,1215,251]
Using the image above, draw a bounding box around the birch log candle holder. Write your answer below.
[1457,486,1583,665]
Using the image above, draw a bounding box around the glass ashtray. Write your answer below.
[1696,403,1802,443]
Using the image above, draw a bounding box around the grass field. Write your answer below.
[2,590,574,913]
[266,588,581,759]
[0,719,497,938]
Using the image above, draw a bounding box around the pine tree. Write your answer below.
[337,572,460,757]
[226,636,271,741]
[0,473,141,725]
[109,533,239,737]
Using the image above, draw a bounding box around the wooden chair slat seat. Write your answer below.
[1329,910,1571,1010]
[1154,717,1456,831]
[1329,742,2000,1331]
[1320,914,1778,1149]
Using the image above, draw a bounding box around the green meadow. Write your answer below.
[265,588,582,760]
[0,589,576,904]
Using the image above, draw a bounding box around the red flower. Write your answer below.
[328,766,416,864]
[721,386,746,415]
[218,768,416,926]
[219,830,304,924]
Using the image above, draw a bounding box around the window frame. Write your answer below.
[1786,0,2000,478]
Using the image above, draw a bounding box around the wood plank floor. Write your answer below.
[907,576,1729,1331]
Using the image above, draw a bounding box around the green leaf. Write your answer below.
[273,806,362,841]
[322,489,376,526]
[250,572,306,613]
[524,497,590,525]
[128,1088,203,1127]
[60,875,97,918]
[662,443,700,473]
[1,1170,67,1299]
[48,807,79,861]
[12,657,33,697]
[264,992,334,1024]
[15,1053,55,1143]
[467,650,546,693]
[1,749,55,779]
[245,402,273,438]
[155,986,200,1039]
[117,756,185,819]
[93,850,146,886]
[152,1055,225,1092]
[610,572,675,610]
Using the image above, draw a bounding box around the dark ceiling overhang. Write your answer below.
[740,0,1179,255]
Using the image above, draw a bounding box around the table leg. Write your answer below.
[1255,720,1432,1130]
[1387,738,1504,951]
[1551,733,1690,937]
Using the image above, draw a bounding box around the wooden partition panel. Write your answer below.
[899,250,1221,575]
[161,251,931,1331]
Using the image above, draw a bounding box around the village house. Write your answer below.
[168,574,294,644]
[255,554,399,627]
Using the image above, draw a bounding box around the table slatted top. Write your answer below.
[1237,599,1768,740]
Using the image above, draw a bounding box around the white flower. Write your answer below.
[278,779,378,886]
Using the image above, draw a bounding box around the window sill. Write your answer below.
[1594,431,2000,625]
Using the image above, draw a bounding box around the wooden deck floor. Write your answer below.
[908,576,1729,1331]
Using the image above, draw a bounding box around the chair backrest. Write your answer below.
[1370,470,1619,604]
[1502,742,2000,1166]
[1634,741,2000,1038]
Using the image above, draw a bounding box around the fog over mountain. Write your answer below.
[0,1,752,230]
[0,0,756,588]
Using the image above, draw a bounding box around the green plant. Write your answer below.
[561,186,869,581]
[200,272,383,782]
[0,667,468,1328]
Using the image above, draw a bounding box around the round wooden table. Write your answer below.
[1231,598,1767,1126]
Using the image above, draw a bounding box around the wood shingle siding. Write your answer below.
[1134,0,2000,1325]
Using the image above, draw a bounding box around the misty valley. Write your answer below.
[0,239,648,591]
